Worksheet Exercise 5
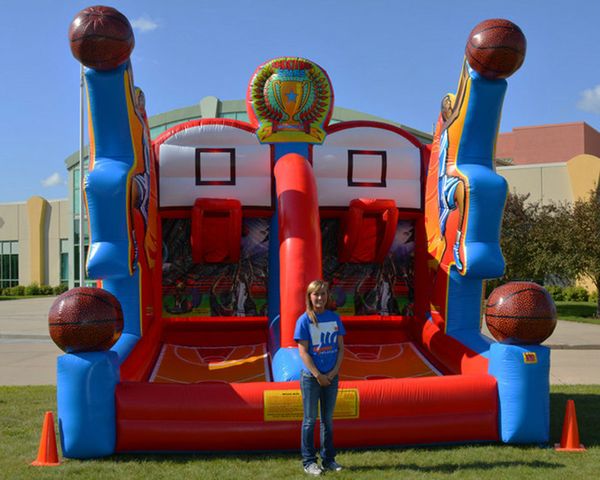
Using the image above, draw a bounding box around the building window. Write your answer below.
[74,169,79,215]
[0,241,19,289]
[73,244,90,288]
[60,239,69,286]
[73,159,89,217]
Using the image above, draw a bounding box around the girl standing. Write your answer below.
[294,280,346,475]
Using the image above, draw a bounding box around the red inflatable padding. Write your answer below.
[274,154,322,348]
[341,316,413,344]
[117,376,497,421]
[161,317,269,346]
[341,316,412,329]
[333,411,497,448]
[339,199,399,263]
[117,420,300,451]
[191,198,241,264]
[418,318,489,375]
[344,329,411,345]
[115,374,498,451]
[164,316,268,331]
[118,412,497,452]
[163,327,267,347]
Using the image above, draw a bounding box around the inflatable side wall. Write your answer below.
[58,62,157,457]
[423,60,550,443]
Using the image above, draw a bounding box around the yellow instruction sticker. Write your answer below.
[264,388,359,421]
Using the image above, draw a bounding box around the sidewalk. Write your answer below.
[1,297,599,385]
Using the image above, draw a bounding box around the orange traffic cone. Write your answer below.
[31,411,61,466]
[554,399,586,451]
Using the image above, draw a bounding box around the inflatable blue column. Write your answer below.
[59,63,139,459]
[489,344,550,443]
[57,351,119,457]
[60,5,143,457]
[443,70,508,351]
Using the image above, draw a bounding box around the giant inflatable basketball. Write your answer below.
[486,282,557,344]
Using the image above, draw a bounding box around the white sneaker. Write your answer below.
[323,460,343,472]
[303,462,323,475]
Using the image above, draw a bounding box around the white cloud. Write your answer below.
[41,172,64,187]
[131,15,159,33]
[577,85,600,114]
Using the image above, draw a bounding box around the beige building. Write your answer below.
[495,122,600,292]
[496,122,600,204]
[0,197,69,289]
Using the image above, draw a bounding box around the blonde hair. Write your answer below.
[305,279,329,326]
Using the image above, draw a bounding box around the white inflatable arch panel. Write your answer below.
[158,123,272,207]
[313,125,422,208]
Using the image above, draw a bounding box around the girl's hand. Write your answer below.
[316,373,331,387]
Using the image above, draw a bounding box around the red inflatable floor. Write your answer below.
[150,343,272,383]
[149,342,439,384]
[341,343,440,380]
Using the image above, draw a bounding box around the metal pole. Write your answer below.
[79,64,85,287]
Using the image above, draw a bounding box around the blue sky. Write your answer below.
[1,0,599,203]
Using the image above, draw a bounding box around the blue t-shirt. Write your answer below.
[293,310,346,374]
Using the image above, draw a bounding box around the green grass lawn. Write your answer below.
[1,385,598,479]
[555,302,600,325]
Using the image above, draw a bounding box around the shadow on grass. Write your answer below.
[101,453,565,474]
[551,392,600,447]
[103,451,300,464]
[347,460,564,473]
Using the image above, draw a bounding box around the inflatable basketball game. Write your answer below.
[56,7,553,458]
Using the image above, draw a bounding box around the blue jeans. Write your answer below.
[300,371,339,467]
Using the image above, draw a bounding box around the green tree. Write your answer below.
[498,188,599,318]
[568,184,600,317]
[498,192,541,282]
[529,201,579,282]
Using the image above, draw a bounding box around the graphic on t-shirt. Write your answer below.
[309,322,339,354]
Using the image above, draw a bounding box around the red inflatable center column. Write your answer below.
[274,153,322,348]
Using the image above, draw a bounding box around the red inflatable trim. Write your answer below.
[325,120,424,149]
[417,317,489,375]
[153,118,256,147]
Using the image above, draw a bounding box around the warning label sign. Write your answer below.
[264,389,359,422]
[523,352,538,364]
